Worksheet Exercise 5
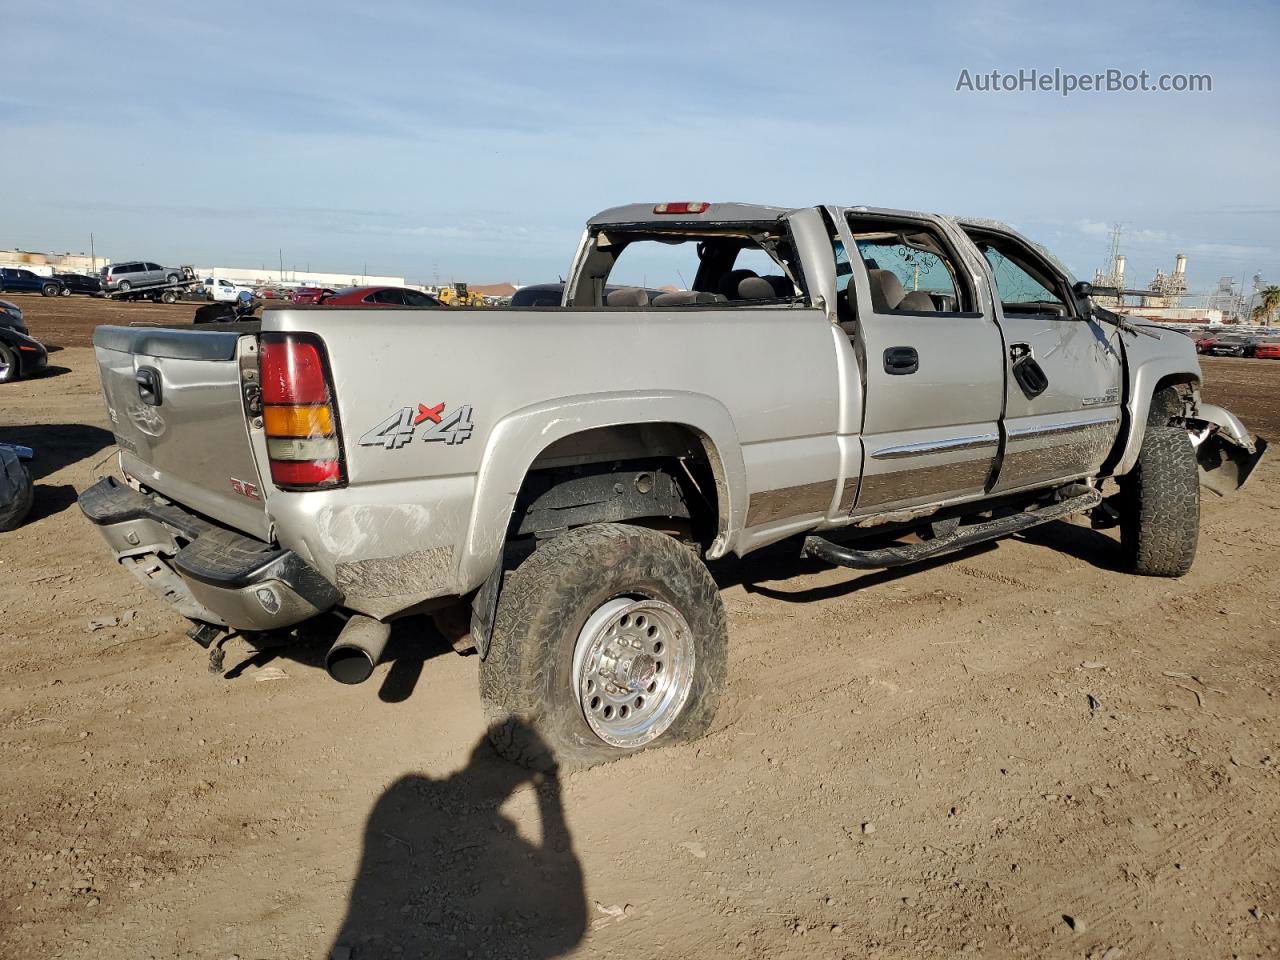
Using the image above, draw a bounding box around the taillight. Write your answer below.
[653,202,709,215]
[259,333,345,490]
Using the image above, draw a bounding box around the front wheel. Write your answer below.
[0,344,20,384]
[1119,425,1199,576]
[41,283,59,297]
[480,523,728,771]
[59,286,71,297]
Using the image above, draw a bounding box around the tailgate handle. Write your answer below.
[135,367,162,406]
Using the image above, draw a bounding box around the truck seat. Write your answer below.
[897,291,936,311]
[867,269,905,312]
[605,287,650,307]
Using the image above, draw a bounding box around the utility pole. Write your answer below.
[90,233,96,273]
[279,248,284,283]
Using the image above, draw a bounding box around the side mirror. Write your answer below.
[1072,280,1094,298]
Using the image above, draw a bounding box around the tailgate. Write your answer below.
[93,325,271,540]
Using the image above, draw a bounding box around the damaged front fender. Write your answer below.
[1185,402,1268,496]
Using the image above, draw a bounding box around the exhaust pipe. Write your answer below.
[326,615,391,684]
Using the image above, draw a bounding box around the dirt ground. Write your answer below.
[2,293,1279,960]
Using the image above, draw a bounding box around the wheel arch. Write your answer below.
[457,392,745,593]
[1112,360,1201,476]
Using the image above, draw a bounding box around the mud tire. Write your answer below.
[480,523,727,771]
[1120,422,1199,577]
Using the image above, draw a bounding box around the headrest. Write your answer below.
[719,269,758,298]
[737,276,777,299]
[605,287,650,307]
[867,269,905,312]
[897,291,936,311]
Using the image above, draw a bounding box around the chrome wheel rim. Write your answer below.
[571,597,695,748]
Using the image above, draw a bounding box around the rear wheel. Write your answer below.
[118,280,131,293]
[0,344,20,384]
[59,285,71,297]
[480,522,728,771]
[160,290,178,304]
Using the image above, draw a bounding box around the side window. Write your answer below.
[847,219,969,315]
[973,241,1070,317]
[144,263,161,272]
[402,290,437,307]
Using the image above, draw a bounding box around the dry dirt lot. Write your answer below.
[2,294,1279,960]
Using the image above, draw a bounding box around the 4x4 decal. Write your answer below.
[359,403,475,448]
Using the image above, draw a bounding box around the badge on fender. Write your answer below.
[359,402,475,448]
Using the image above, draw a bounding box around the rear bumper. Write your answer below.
[78,477,340,631]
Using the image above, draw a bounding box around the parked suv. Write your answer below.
[101,261,183,292]
[0,268,64,297]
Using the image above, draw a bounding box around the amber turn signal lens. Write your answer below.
[263,404,333,437]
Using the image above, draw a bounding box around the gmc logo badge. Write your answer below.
[230,477,261,500]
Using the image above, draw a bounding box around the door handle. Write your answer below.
[135,367,162,406]
[883,346,919,375]
[1008,345,1048,399]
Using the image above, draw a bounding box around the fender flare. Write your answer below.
[456,391,745,593]
[1113,358,1199,475]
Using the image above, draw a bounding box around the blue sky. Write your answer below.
[4,0,1277,294]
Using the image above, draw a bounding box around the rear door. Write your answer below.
[93,325,272,539]
[836,210,1005,513]
[960,225,1123,493]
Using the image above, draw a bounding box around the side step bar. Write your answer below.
[803,490,1102,570]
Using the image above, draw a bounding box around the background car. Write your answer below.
[202,278,254,302]
[1194,332,1218,353]
[0,323,48,383]
[291,286,335,305]
[0,268,64,297]
[100,261,184,292]
[317,286,442,307]
[1253,338,1280,359]
[1207,335,1256,358]
[0,299,27,334]
[53,272,102,295]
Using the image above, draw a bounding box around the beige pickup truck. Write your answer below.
[80,201,1265,769]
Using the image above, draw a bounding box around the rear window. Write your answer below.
[584,223,804,305]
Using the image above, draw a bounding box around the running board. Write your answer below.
[803,490,1102,570]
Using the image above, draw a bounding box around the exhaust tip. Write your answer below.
[326,646,376,685]
[325,615,391,684]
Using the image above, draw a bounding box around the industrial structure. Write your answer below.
[0,248,106,275]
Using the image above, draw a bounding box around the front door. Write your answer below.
[962,225,1123,493]
[837,210,1005,514]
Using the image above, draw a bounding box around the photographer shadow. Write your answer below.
[331,721,586,959]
